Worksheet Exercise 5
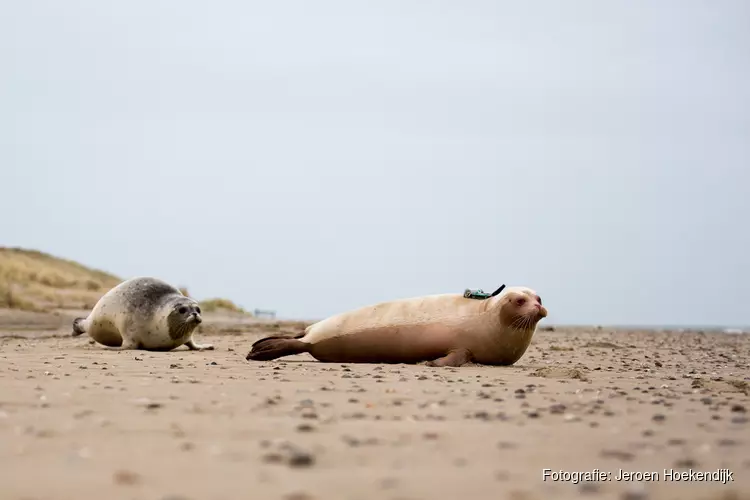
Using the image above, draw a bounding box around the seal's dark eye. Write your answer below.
[178,307,187,314]
[196,307,201,314]
[515,297,527,306]
[537,296,542,305]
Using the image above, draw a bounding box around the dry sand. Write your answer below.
[0,311,748,500]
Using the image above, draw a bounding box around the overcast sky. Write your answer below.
[2,1,748,326]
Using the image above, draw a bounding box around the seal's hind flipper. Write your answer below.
[72,317,88,336]
[250,332,305,347]
[246,336,310,361]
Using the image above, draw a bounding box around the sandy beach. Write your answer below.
[4,0,748,497]
[0,310,748,500]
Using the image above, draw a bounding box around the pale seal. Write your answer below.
[246,286,546,366]
[71,277,214,351]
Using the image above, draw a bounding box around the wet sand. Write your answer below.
[0,315,748,500]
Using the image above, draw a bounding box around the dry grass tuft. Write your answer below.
[199,298,250,315]
[0,281,39,311]
[0,247,122,311]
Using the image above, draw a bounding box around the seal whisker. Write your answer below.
[509,317,524,330]
[513,316,528,331]
[511,315,533,332]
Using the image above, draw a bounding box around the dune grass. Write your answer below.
[0,247,250,315]
[0,247,121,311]
[198,297,248,314]
[179,287,249,314]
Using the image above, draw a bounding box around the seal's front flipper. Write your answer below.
[185,338,214,351]
[246,336,310,361]
[114,338,140,350]
[425,349,472,367]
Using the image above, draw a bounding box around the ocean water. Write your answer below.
[544,324,749,334]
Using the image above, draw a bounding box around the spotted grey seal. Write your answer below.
[72,277,213,351]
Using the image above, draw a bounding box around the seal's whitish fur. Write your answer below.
[246,286,546,366]
[72,277,213,351]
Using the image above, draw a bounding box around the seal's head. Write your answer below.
[167,297,203,340]
[494,286,547,331]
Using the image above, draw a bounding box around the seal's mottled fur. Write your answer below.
[72,277,213,351]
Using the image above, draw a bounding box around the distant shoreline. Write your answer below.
[542,323,748,331]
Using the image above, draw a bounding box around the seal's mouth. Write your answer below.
[537,304,548,319]
[509,306,547,330]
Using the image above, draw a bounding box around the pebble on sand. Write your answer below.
[113,469,140,485]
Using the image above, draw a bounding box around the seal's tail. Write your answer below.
[246,334,310,361]
[72,317,88,336]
